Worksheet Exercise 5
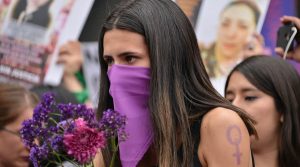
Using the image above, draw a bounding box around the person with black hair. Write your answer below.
[97,0,256,166]
[225,56,300,167]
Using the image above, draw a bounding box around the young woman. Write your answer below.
[225,56,300,167]
[98,0,256,166]
[0,83,39,167]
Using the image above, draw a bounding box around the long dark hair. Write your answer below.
[225,56,300,167]
[98,0,255,166]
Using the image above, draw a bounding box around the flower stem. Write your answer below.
[109,138,118,167]
[49,117,59,125]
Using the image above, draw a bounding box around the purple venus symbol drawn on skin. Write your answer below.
[226,125,242,165]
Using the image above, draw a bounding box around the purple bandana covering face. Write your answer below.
[107,64,154,167]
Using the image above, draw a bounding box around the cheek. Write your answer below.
[0,140,17,162]
[218,28,227,38]
[246,98,279,124]
[245,103,266,122]
[236,31,249,44]
[0,136,24,157]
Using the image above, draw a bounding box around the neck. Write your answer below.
[214,44,242,76]
[254,149,279,167]
[252,137,279,167]
[252,127,282,167]
[26,2,47,14]
[215,43,241,64]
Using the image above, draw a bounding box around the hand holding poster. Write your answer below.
[0,0,94,87]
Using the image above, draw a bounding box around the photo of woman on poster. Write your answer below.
[11,0,54,28]
[0,0,56,44]
[200,0,261,78]
[194,0,270,94]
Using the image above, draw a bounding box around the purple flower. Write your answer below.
[41,92,55,107]
[50,135,64,152]
[57,104,98,128]
[57,103,74,120]
[20,119,38,148]
[20,93,126,166]
[30,145,49,167]
[100,109,127,141]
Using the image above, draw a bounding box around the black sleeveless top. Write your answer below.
[191,120,202,167]
[177,120,202,167]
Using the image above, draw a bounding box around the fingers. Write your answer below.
[56,53,68,64]
[275,47,295,60]
[57,40,83,64]
[280,15,300,28]
[275,47,284,56]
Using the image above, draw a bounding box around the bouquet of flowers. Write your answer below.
[20,93,127,167]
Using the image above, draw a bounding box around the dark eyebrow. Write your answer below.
[119,51,140,57]
[225,88,258,95]
[241,88,257,93]
[103,51,140,58]
[225,90,234,95]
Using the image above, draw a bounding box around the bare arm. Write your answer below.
[198,107,251,167]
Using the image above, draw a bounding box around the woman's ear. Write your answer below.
[280,114,284,123]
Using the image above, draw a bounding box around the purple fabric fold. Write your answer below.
[108,65,154,167]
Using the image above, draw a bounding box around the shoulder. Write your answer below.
[200,107,249,143]
[198,107,251,167]
[202,107,246,130]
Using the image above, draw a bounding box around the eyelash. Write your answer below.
[225,96,257,103]
[245,96,257,101]
[104,57,114,65]
[227,99,233,103]
[103,55,138,65]
[125,55,136,63]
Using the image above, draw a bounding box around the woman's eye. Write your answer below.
[245,96,257,101]
[221,20,230,28]
[227,98,234,103]
[238,24,248,30]
[104,57,114,65]
[125,56,136,64]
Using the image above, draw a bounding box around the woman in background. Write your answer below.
[0,83,39,167]
[225,56,300,167]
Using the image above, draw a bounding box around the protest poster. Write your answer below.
[193,0,270,95]
[0,0,94,87]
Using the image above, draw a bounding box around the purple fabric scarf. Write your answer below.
[108,64,154,167]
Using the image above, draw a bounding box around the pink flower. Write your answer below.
[63,118,106,164]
